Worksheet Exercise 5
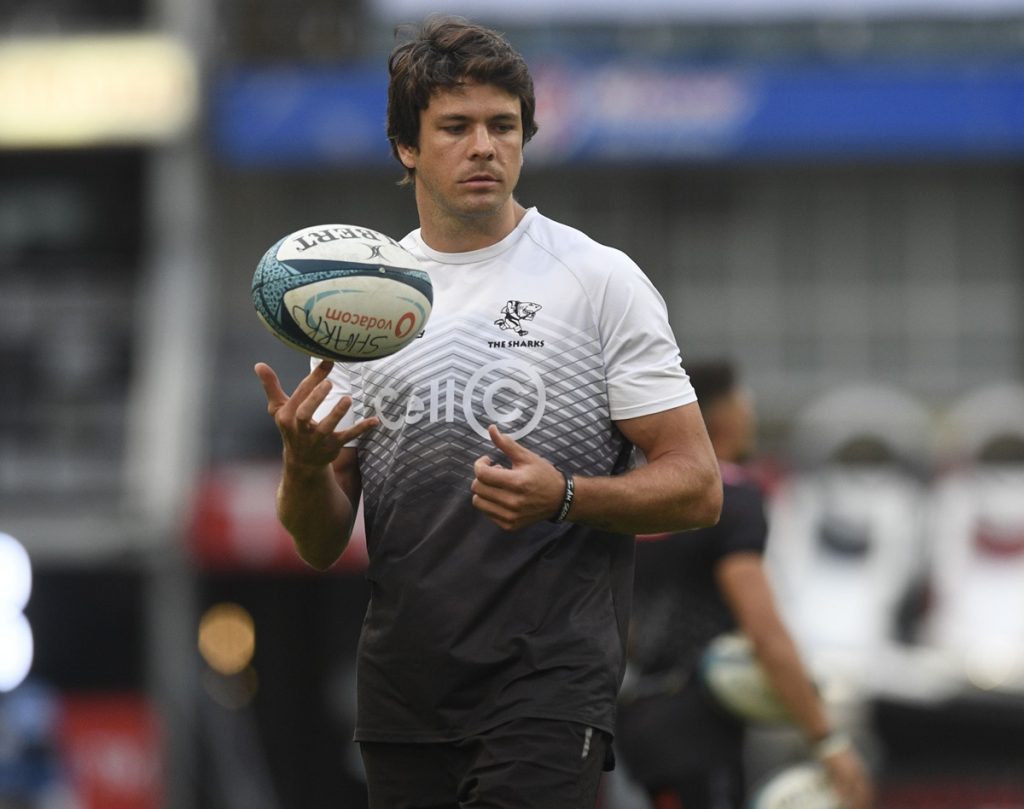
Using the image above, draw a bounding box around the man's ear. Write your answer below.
[397,142,418,170]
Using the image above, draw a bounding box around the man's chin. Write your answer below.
[454,198,507,221]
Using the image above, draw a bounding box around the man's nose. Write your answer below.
[469,125,495,159]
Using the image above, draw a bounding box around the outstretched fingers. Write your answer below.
[317,393,365,436]
[295,379,332,427]
[255,359,335,422]
[289,360,335,411]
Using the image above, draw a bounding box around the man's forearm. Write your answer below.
[277,454,357,570]
[754,632,832,742]
[569,456,722,534]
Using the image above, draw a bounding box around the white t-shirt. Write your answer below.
[312,207,695,742]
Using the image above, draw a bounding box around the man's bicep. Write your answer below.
[615,400,714,463]
[615,402,722,528]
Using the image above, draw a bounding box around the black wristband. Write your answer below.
[550,473,575,523]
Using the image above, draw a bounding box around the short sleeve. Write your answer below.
[711,482,769,562]
[595,254,695,421]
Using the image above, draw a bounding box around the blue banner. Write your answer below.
[211,59,1024,165]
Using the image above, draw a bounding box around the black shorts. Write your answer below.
[615,676,745,803]
[359,718,611,809]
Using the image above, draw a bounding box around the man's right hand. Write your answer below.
[254,359,378,469]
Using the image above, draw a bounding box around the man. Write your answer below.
[254,16,722,809]
[615,361,873,809]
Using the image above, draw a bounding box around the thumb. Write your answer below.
[488,424,532,464]
[254,362,287,411]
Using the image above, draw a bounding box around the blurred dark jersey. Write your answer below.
[617,464,769,804]
[627,464,769,683]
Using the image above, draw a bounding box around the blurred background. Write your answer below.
[2,0,1024,806]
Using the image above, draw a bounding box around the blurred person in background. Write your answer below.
[254,15,722,809]
[616,360,873,809]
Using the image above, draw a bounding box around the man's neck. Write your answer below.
[418,199,527,253]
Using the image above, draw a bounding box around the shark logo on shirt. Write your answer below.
[494,301,542,337]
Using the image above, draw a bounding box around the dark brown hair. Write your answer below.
[386,16,539,186]
[685,360,737,409]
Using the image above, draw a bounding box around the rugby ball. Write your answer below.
[748,762,842,809]
[701,632,793,723]
[252,223,432,362]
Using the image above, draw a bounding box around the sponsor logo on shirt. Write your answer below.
[370,357,545,440]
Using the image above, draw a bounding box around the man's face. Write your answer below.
[710,388,758,462]
[398,80,524,225]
